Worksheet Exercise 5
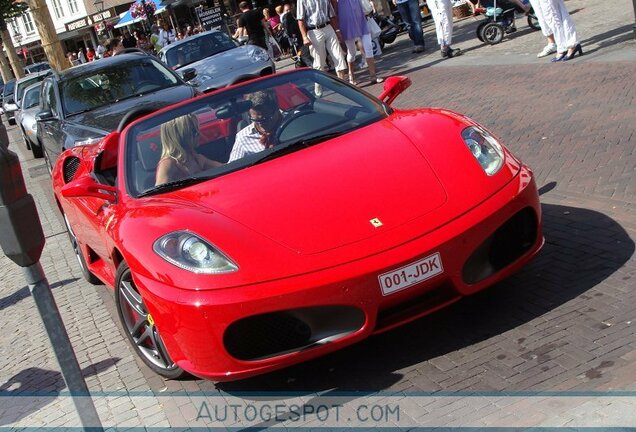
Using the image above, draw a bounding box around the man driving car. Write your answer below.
[228,90,283,162]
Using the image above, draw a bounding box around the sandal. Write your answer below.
[369,76,384,84]
[349,77,358,86]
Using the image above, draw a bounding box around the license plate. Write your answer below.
[378,252,444,296]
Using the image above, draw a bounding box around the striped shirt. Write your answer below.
[228,123,267,162]
[296,0,335,27]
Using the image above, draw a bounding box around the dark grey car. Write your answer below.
[36,53,197,168]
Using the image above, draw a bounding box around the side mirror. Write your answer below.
[61,175,116,202]
[35,110,55,122]
[378,76,412,106]
[182,68,197,82]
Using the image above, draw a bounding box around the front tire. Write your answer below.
[31,140,43,159]
[115,262,186,380]
[481,22,505,45]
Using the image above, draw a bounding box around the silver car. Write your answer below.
[158,30,275,93]
[17,82,42,158]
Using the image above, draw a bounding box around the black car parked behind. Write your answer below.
[35,52,198,168]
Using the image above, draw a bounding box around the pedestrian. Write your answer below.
[392,0,425,53]
[281,2,313,67]
[337,0,383,85]
[150,24,161,53]
[158,21,177,47]
[103,37,124,57]
[427,0,462,58]
[135,30,153,53]
[77,47,87,63]
[122,30,137,48]
[86,47,96,62]
[96,41,107,59]
[296,0,347,80]
[66,52,79,67]
[533,0,582,61]
[527,0,556,57]
[236,1,268,50]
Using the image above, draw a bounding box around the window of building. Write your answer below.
[68,0,79,14]
[52,0,65,18]
[22,13,36,33]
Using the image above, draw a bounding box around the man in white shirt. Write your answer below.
[158,21,176,47]
[296,0,346,80]
[229,90,284,162]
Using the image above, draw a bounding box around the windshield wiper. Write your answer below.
[137,176,209,197]
[250,132,342,166]
[67,107,96,116]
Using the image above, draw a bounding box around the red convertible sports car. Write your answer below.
[52,69,543,381]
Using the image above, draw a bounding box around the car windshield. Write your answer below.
[61,58,180,116]
[163,32,238,68]
[16,76,44,104]
[3,81,15,99]
[22,86,40,109]
[125,69,389,197]
[26,63,50,73]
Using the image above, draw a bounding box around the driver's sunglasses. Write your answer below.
[249,109,277,124]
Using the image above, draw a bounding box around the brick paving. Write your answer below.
[1,0,635,428]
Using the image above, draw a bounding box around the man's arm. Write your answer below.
[327,1,342,41]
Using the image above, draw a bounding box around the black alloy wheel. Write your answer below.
[115,262,186,379]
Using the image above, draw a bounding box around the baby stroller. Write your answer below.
[476,0,540,44]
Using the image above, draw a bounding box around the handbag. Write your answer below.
[360,0,373,16]
[367,16,382,39]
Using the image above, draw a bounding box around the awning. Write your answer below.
[114,0,167,28]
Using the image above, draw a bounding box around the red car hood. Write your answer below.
[174,121,448,254]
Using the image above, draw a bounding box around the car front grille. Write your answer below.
[224,306,365,361]
[462,207,538,284]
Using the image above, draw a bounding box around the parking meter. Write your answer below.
[0,145,45,266]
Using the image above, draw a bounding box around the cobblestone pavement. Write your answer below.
[1,0,634,429]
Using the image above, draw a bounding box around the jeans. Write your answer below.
[397,0,425,48]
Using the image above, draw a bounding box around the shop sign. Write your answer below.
[65,17,93,32]
[91,8,116,23]
[196,6,224,31]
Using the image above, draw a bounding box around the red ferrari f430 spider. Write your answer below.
[52,69,543,381]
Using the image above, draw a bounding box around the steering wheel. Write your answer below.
[274,110,315,144]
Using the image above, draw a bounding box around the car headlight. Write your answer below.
[153,231,238,274]
[249,46,270,63]
[74,137,103,147]
[461,126,504,176]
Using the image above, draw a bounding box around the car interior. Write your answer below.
[128,77,383,196]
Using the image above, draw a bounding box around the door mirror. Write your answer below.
[35,110,55,122]
[182,68,197,82]
[378,76,412,106]
[61,175,117,202]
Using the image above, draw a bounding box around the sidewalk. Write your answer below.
[1,0,635,429]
